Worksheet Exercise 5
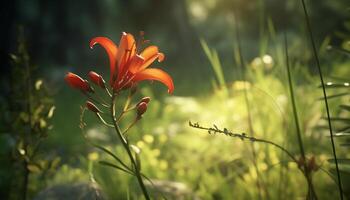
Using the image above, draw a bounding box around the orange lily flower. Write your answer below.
[90,32,174,93]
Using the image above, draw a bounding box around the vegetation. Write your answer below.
[0,0,350,199]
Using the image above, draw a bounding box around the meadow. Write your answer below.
[0,0,349,199]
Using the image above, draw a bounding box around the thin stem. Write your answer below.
[234,12,265,200]
[79,107,135,176]
[284,31,318,200]
[22,161,29,200]
[83,92,109,108]
[116,91,134,123]
[105,87,112,97]
[96,113,114,127]
[111,93,150,200]
[300,0,343,199]
[189,121,298,163]
[122,119,139,136]
[283,33,305,159]
[23,39,32,200]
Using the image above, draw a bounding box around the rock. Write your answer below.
[34,182,104,200]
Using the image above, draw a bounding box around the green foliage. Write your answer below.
[0,29,57,200]
[3,1,350,199]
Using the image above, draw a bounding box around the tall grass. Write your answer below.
[232,12,268,200]
[300,0,344,199]
[200,39,228,95]
[283,31,318,199]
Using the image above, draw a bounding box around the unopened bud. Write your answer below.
[86,101,101,113]
[136,102,148,117]
[88,71,106,89]
[137,97,151,106]
[65,72,93,92]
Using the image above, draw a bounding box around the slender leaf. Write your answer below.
[328,159,350,165]
[317,92,350,100]
[93,144,131,172]
[320,82,350,88]
[328,132,350,137]
[337,126,350,133]
[340,105,350,112]
[323,117,350,122]
[98,161,134,175]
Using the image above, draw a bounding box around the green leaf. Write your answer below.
[340,105,350,112]
[35,79,43,90]
[93,144,131,172]
[39,118,47,128]
[318,92,349,100]
[328,132,350,137]
[130,145,140,154]
[47,106,56,118]
[27,164,41,173]
[50,157,61,169]
[337,126,350,133]
[98,161,133,175]
[320,82,350,88]
[323,117,350,122]
[328,159,350,165]
[130,145,141,171]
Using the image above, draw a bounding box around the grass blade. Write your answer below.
[300,0,344,198]
[98,161,134,175]
[233,12,266,200]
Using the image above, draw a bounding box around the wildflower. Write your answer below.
[90,32,174,93]
[88,71,106,88]
[65,72,93,92]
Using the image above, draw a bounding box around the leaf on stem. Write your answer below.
[98,161,134,175]
[93,144,131,172]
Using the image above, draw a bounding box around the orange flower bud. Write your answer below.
[86,101,101,113]
[65,72,93,92]
[88,71,106,89]
[137,102,148,117]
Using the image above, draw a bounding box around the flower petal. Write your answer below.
[139,46,164,71]
[133,68,174,94]
[141,46,159,60]
[90,37,118,83]
[128,55,145,74]
[116,32,136,78]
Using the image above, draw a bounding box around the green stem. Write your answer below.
[300,0,343,199]
[23,37,32,200]
[22,160,29,200]
[283,33,305,159]
[189,122,298,163]
[284,31,317,200]
[111,93,150,200]
[234,12,265,200]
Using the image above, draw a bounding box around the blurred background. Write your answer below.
[1,0,350,199]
